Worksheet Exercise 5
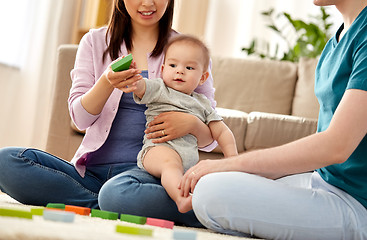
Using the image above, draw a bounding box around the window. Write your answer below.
[0,1,33,68]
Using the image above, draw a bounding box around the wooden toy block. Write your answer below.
[43,209,75,223]
[120,214,147,225]
[146,217,174,229]
[0,208,33,219]
[65,205,91,216]
[116,225,153,236]
[46,203,65,210]
[91,209,118,220]
[173,230,197,240]
[111,54,133,72]
[30,207,44,216]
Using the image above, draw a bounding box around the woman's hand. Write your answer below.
[179,158,233,197]
[105,59,142,93]
[145,112,197,143]
[145,112,214,146]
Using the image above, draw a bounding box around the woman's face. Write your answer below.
[124,0,169,28]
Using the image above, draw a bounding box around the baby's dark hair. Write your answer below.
[164,34,210,71]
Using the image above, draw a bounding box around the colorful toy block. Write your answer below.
[111,54,133,72]
[30,207,44,216]
[43,209,75,223]
[46,203,65,210]
[91,209,118,220]
[0,207,32,219]
[65,205,91,216]
[116,225,153,236]
[146,217,174,229]
[173,230,197,240]
[120,213,147,225]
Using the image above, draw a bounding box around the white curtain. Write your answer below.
[0,0,77,149]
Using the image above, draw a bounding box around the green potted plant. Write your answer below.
[242,7,333,62]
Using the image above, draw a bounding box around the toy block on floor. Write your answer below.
[120,214,147,225]
[173,230,197,240]
[30,207,44,216]
[91,209,118,220]
[65,205,91,216]
[46,203,65,210]
[43,209,75,223]
[146,217,174,229]
[0,207,33,219]
[116,225,153,237]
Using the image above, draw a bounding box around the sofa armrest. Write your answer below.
[46,44,82,161]
[210,107,248,154]
[245,112,317,150]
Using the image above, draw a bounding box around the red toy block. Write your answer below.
[65,205,91,216]
[146,217,174,229]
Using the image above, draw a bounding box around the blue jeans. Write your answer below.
[0,147,202,227]
[192,171,367,239]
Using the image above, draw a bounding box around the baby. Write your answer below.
[131,35,238,213]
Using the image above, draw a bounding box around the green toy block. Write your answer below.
[0,208,33,219]
[116,225,153,236]
[30,207,44,216]
[120,213,147,225]
[91,209,118,220]
[111,54,133,72]
[46,203,65,210]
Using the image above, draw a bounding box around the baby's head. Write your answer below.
[162,34,210,95]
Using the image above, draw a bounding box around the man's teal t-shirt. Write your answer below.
[315,6,367,208]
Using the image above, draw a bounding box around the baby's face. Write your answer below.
[162,42,206,95]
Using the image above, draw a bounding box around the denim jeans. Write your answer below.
[0,147,202,227]
[192,171,367,239]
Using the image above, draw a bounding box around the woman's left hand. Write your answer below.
[145,112,196,143]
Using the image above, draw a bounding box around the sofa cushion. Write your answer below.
[291,57,320,119]
[211,107,248,153]
[211,57,298,115]
[244,112,317,150]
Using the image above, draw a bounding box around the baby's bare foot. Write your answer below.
[176,195,192,213]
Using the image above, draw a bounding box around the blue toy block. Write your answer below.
[173,230,197,240]
[43,209,75,223]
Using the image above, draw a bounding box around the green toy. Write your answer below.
[46,203,65,210]
[30,207,44,216]
[116,225,153,236]
[0,208,33,219]
[91,209,119,220]
[111,54,133,72]
[120,213,147,225]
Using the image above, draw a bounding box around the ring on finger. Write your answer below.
[161,130,165,136]
[191,171,196,175]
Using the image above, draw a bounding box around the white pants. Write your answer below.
[192,171,367,240]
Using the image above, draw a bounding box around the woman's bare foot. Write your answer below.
[176,195,192,213]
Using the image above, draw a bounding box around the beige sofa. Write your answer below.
[46,44,319,161]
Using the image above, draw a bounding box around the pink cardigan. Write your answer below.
[69,27,217,177]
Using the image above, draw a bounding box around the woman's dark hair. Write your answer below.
[103,0,174,62]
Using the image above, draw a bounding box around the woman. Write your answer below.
[0,0,216,227]
[181,0,367,238]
